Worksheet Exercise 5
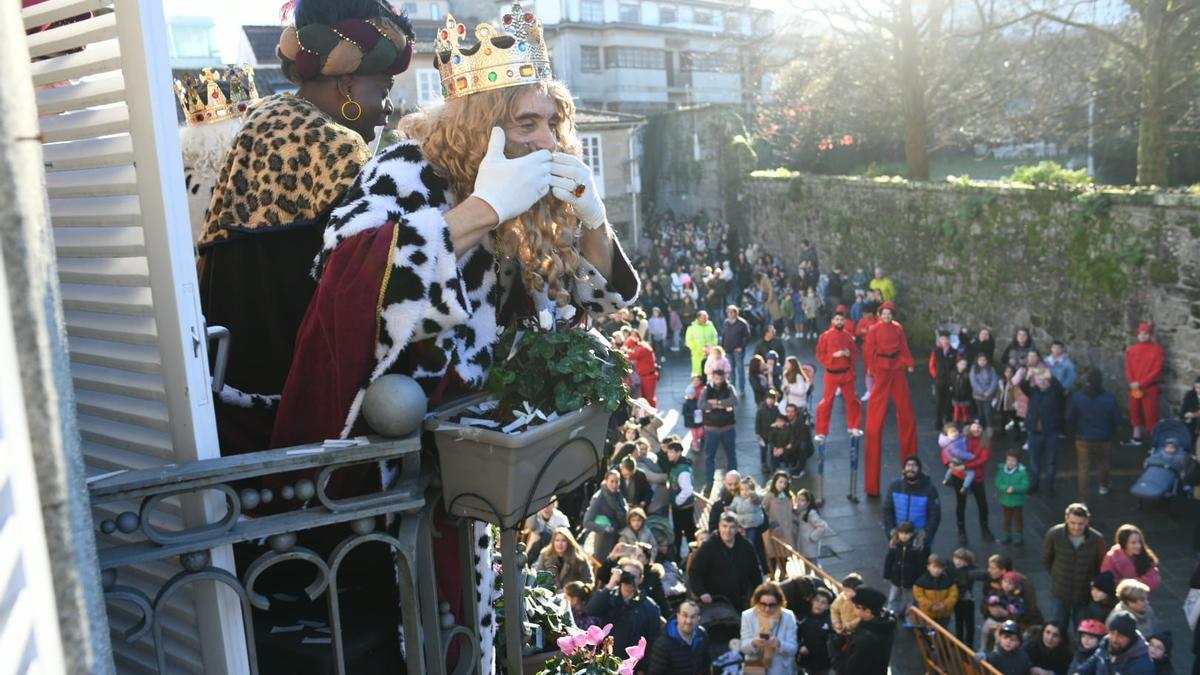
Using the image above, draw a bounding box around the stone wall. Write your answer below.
[745,173,1200,410]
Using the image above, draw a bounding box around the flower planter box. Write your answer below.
[425,394,610,528]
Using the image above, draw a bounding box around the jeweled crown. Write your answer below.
[174,65,260,126]
[434,2,553,101]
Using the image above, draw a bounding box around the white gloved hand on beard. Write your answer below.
[471,127,552,225]
[549,152,607,229]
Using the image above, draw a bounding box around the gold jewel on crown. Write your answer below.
[434,2,553,101]
[174,65,260,126]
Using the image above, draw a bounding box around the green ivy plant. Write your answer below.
[483,326,630,425]
[494,568,576,661]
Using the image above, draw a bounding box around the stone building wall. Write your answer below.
[745,173,1200,410]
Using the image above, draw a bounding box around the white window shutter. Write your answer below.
[0,245,67,675]
[24,0,249,673]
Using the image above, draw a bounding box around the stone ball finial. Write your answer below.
[361,374,427,437]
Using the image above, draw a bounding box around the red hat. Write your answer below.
[1077,619,1107,636]
[836,304,849,313]
[1137,322,1153,335]
[880,301,896,313]
[1002,571,1023,586]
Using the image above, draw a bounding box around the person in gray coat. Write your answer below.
[584,469,629,561]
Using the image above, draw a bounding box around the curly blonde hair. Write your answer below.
[399,80,582,306]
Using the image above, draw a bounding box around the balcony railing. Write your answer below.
[88,434,479,675]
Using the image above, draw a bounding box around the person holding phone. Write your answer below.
[739,582,798,674]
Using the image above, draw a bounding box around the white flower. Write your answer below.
[559,304,577,323]
[538,308,554,331]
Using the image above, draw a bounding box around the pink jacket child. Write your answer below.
[1100,544,1161,596]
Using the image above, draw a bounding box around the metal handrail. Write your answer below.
[768,537,1001,675]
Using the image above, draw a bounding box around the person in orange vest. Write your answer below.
[815,309,863,440]
[1123,322,1165,446]
[862,301,919,496]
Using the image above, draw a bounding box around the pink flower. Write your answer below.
[618,658,636,675]
[583,623,613,646]
[625,636,647,662]
[556,633,581,656]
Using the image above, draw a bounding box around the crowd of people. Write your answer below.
[510,210,1200,674]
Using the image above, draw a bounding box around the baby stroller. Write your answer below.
[1131,419,1194,502]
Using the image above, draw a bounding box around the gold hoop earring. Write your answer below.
[341,93,362,122]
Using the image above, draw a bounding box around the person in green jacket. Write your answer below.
[994,448,1030,545]
[779,289,796,340]
[685,311,719,377]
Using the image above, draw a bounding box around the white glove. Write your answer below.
[550,152,606,229]
[471,127,552,224]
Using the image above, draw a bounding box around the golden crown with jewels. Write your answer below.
[173,65,260,126]
[434,2,553,101]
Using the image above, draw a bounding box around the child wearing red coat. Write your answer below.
[1124,322,1165,445]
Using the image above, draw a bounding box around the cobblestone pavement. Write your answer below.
[650,336,1197,673]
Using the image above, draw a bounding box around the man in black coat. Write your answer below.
[688,512,763,612]
[831,586,896,675]
[586,560,662,655]
[646,601,710,675]
[721,305,753,392]
[753,325,786,363]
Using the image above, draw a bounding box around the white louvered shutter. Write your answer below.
[0,245,67,675]
[23,0,249,673]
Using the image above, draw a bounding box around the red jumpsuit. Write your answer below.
[815,325,862,435]
[1125,340,1164,433]
[862,320,919,496]
[626,341,659,407]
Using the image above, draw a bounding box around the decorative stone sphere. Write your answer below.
[101,569,117,590]
[180,550,211,572]
[259,488,274,504]
[294,479,315,501]
[99,520,117,535]
[281,485,295,501]
[269,532,297,552]
[115,511,140,534]
[350,517,376,535]
[239,488,261,511]
[361,374,427,437]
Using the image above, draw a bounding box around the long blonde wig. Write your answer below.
[400,80,583,307]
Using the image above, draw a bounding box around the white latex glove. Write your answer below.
[549,152,606,229]
[471,127,552,224]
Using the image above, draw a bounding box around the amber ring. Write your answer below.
[573,182,586,198]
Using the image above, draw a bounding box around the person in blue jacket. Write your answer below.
[1074,611,1155,675]
[1066,368,1122,502]
[883,456,941,550]
[646,600,711,674]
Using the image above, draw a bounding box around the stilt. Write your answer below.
[847,434,860,504]
[815,437,826,508]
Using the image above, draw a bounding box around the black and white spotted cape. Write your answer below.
[315,140,639,673]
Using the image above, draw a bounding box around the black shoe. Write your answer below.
[958,531,969,546]
[981,527,996,543]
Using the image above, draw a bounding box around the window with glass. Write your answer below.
[681,51,721,72]
[658,5,676,23]
[430,4,440,20]
[578,135,605,198]
[416,68,442,107]
[693,9,712,24]
[604,46,665,69]
[580,46,601,71]
[580,0,605,22]
[619,2,640,23]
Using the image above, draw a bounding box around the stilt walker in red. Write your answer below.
[862,301,919,496]
[815,309,863,439]
[1124,322,1164,445]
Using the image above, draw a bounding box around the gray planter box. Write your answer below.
[425,395,610,528]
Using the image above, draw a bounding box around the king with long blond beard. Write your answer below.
[270,3,639,672]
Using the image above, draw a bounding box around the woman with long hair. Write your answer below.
[1101,524,1161,596]
[748,354,769,404]
[792,488,831,564]
[536,528,595,591]
[739,582,798,675]
[779,356,814,415]
[763,471,797,575]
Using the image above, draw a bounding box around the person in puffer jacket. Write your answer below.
[883,456,942,549]
[912,554,959,627]
[646,601,711,675]
[884,521,926,614]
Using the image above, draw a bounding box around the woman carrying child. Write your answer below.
[942,420,995,546]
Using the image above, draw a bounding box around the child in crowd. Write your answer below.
[564,581,598,630]
[850,290,865,322]
[1109,578,1160,637]
[618,507,657,561]
[970,353,999,430]
[801,288,821,340]
[704,345,731,383]
[730,476,767,567]
[830,573,864,635]
[767,411,793,474]
[997,365,1020,439]
[681,375,705,448]
[952,357,974,424]
[851,267,868,295]
[1083,571,1118,622]
[755,389,780,474]
[648,307,668,360]
[913,554,959,628]
[1069,619,1106,672]
[981,620,1032,675]
[994,448,1029,545]
[940,423,976,492]
[884,521,925,616]
[1148,633,1172,674]
[797,587,835,675]
[980,572,1025,651]
[668,305,683,351]
[951,548,986,646]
